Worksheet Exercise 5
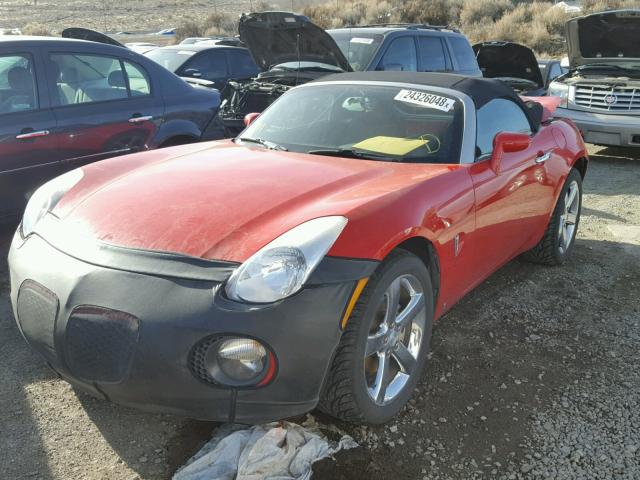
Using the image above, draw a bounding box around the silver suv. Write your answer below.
[548,10,640,147]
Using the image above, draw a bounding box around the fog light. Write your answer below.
[190,336,276,387]
[216,338,266,382]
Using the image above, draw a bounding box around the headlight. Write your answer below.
[21,168,84,237]
[225,216,348,303]
[548,82,570,108]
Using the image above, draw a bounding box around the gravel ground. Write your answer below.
[0,144,638,479]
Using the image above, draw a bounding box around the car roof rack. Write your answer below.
[344,23,461,33]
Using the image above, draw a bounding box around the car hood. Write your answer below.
[566,9,640,68]
[52,142,454,262]
[62,27,126,47]
[473,42,543,89]
[238,11,351,72]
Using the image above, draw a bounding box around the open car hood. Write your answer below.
[473,41,543,89]
[566,9,640,68]
[62,28,125,48]
[238,11,351,72]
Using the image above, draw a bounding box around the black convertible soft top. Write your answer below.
[314,71,542,129]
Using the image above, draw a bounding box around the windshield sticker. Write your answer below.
[352,136,428,156]
[351,37,375,44]
[394,90,455,112]
[284,17,296,23]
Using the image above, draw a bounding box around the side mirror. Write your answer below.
[243,112,260,127]
[183,68,202,78]
[490,132,531,173]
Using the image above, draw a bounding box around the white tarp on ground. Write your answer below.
[173,417,358,480]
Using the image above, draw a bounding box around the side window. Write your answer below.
[124,61,151,96]
[377,37,417,72]
[448,36,478,72]
[227,50,259,78]
[50,53,127,106]
[417,37,447,72]
[476,98,532,159]
[548,63,562,82]
[0,54,37,114]
[182,51,228,80]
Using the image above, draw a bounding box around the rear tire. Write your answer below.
[523,168,582,265]
[319,249,434,424]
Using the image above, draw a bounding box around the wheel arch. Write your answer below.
[386,236,441,307]
[159,135,198,148]
[153,119,202,148]
[572,156,588,179]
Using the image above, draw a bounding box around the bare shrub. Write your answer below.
[460,0,513,25]
[174,20,204,43]
[22,22,52,36]
[399,0,461,25]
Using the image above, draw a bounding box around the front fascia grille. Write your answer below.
[64,306,140,383]
[574,84,640,112]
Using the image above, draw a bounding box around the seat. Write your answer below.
[58,67,82,105]
[0,66,35,113]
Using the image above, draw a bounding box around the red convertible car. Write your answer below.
[9,72,587,424]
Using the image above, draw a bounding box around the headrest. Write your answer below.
[108,70,126,88]
[61,67,79,84]
[8,67,32,90]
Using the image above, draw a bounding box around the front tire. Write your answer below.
[524,168,583,265]
[319,250,434,424]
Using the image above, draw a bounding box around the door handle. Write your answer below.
[535,151,551,164]
[16,130,50,140]
[129,115,153,124]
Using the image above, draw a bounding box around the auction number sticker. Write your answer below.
[394,89,455,112]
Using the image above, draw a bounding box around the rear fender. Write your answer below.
[152,119,202,147]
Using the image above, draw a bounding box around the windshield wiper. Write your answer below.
[307,148,397,161]
[236,137,288,151]
[577,64,640,74]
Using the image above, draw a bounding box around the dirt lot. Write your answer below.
[0,144,638,480]
[0,0,321,33]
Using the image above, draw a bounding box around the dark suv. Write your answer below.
[0,36,224,221]
[328,24,482,76]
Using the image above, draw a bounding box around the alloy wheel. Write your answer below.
[558,180,580,254]
[364,274,426,406]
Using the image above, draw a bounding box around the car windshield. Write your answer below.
[238,84,464,164]
[329,31,384,71]
[271,61,344,73]
[145,49,195,72]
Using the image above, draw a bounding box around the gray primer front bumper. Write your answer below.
[8,229,377,423]
[554,106,640,147]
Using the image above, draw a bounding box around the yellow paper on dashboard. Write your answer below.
[352,136,426,156]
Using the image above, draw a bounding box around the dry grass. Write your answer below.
[300,0,640,57]
[22,22,52,36]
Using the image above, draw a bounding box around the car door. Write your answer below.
[47,49,163,172]
[416,35,451,72]
[468,98,557,279]
[0,48,60,219]
[375,36,418,72]
[177,49,230,90]
[445,36,482,77]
